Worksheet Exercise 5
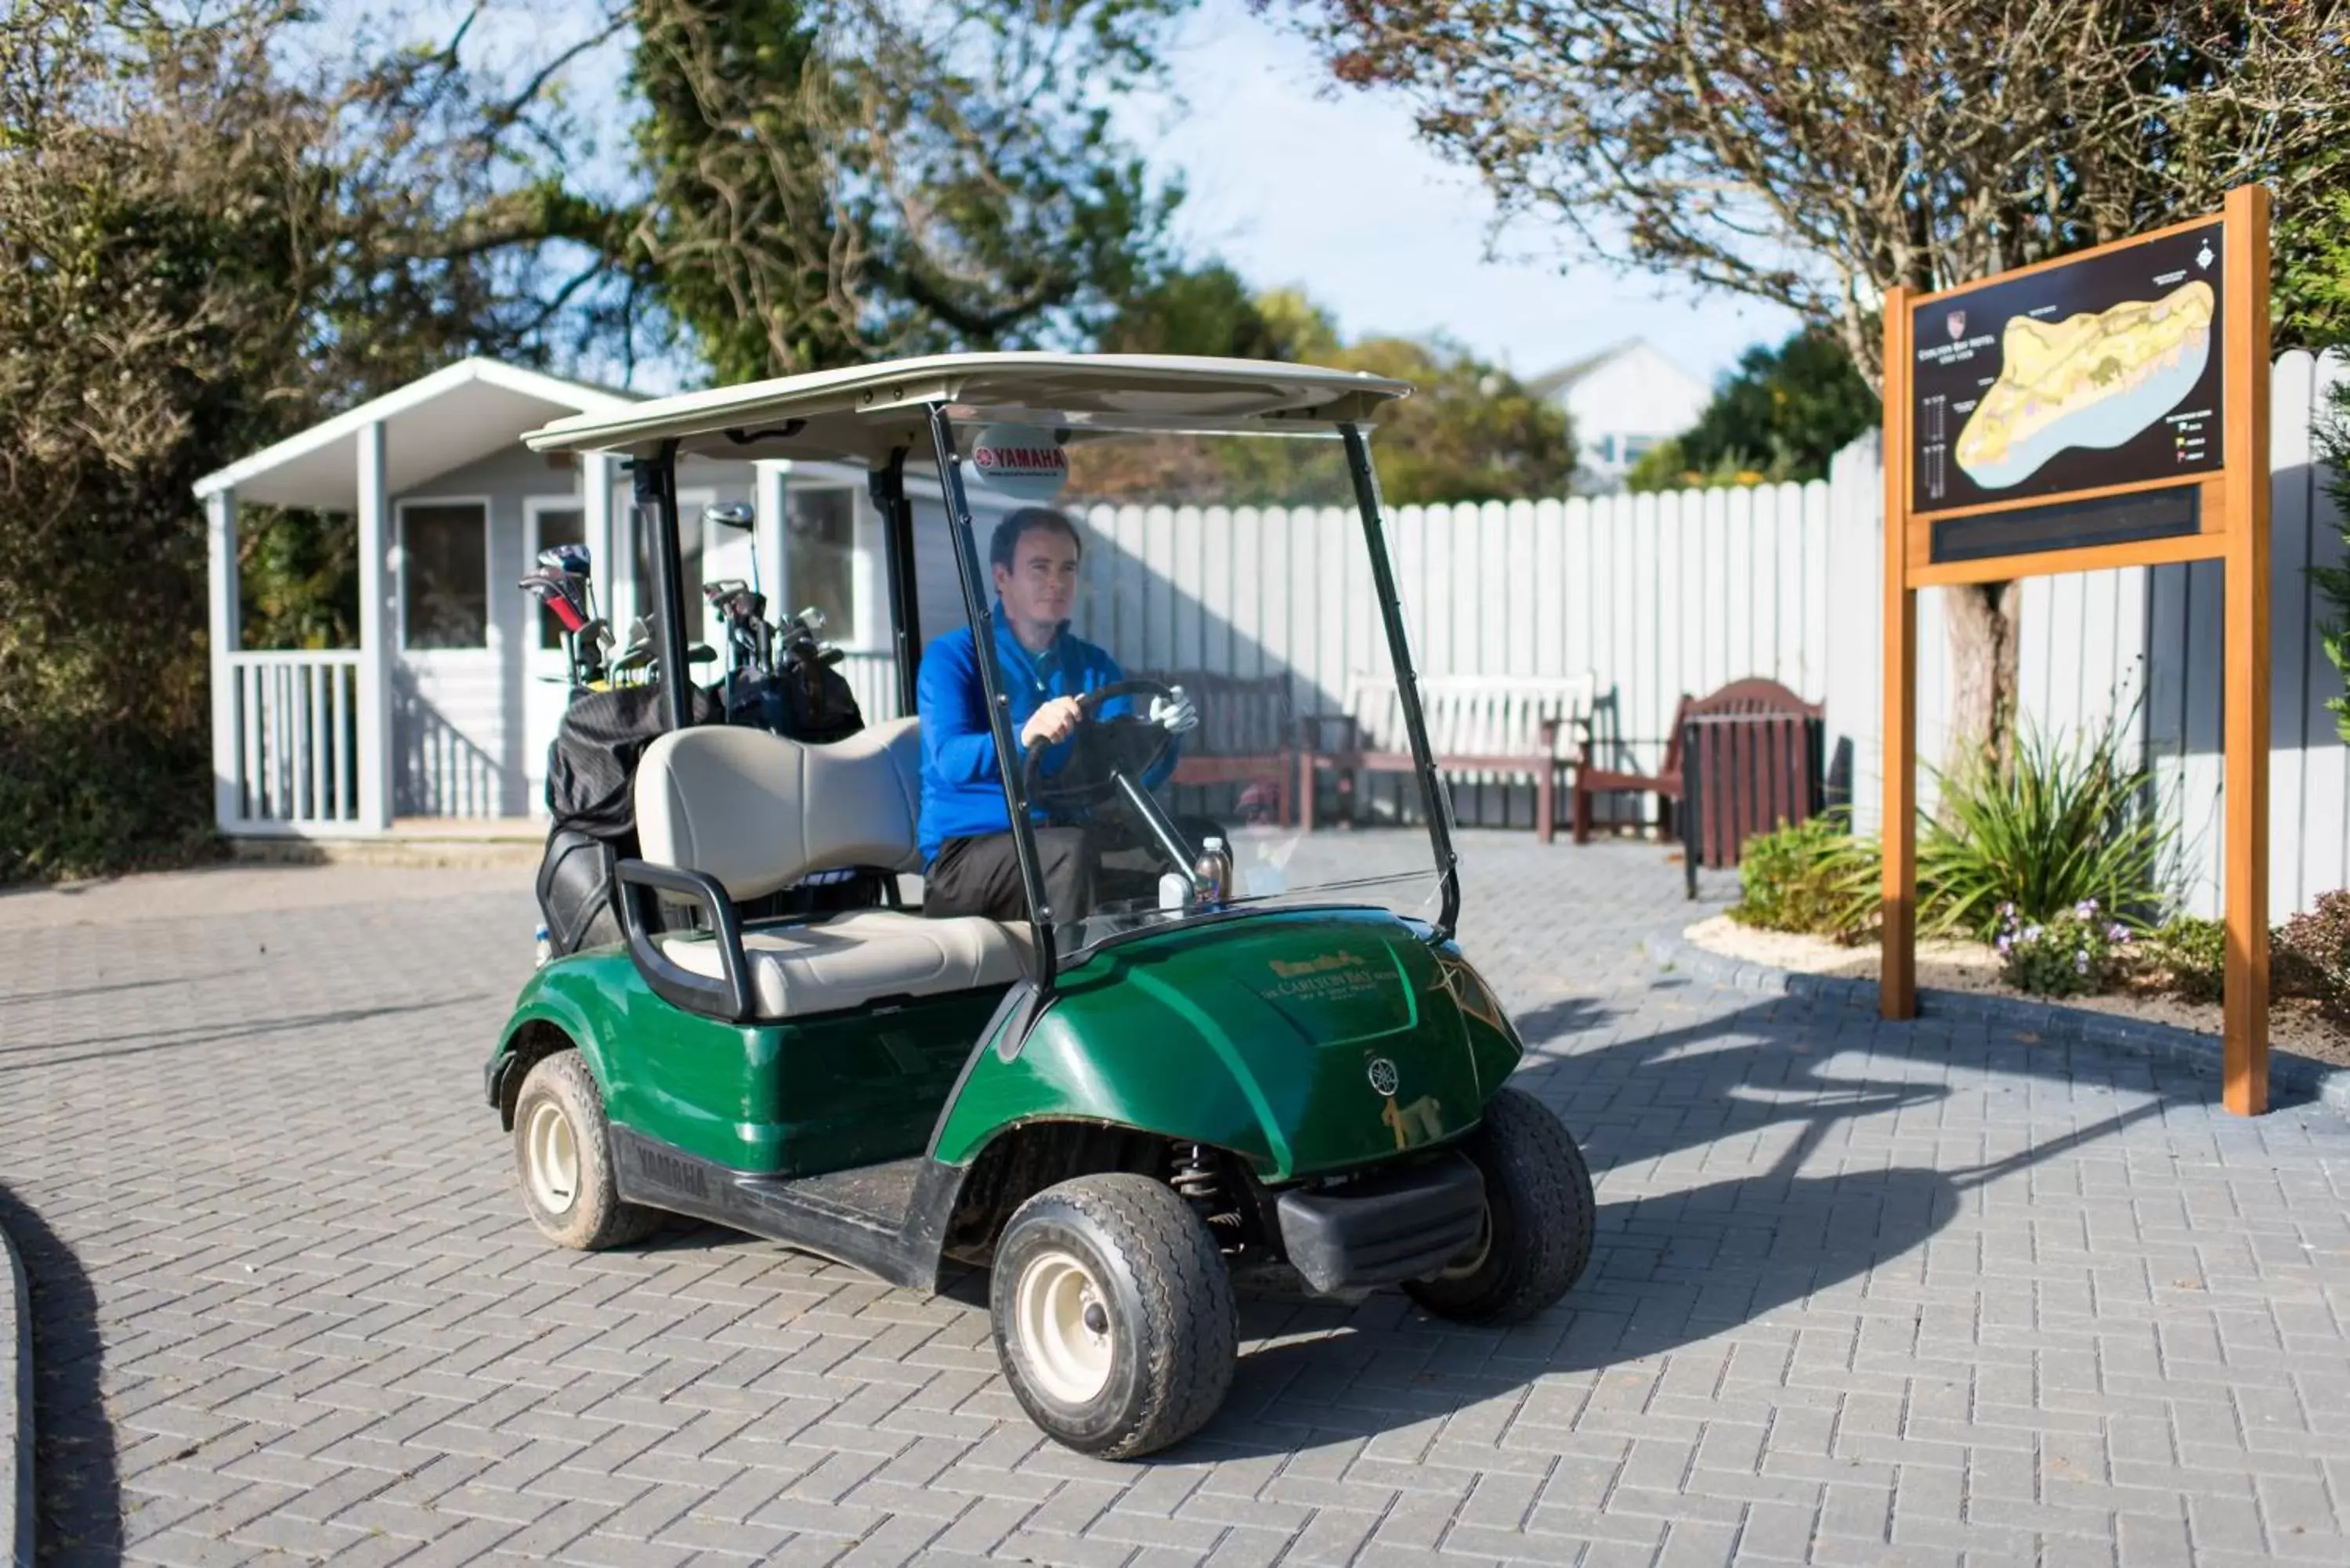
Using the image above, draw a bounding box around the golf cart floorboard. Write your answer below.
[612,1126,958,1291]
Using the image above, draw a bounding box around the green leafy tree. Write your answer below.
[2285,158,2350,742]
[1623,439,1769,495]
[625,0,1187,379]
[1300,0,2350,778]
[1087,274,1576,504]
[0,1,614,880]
[1679,330,1878,484]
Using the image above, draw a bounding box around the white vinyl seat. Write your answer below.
[634,718,1023,1020]
[657,908,1016,1017]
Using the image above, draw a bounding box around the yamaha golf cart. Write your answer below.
[485,354,1595,1458]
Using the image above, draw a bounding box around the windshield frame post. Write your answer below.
[1340,422,1462,937]
[631,438,695,733]
[868,446,922,716]
[924,403,1059,988]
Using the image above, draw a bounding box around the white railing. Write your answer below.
[226,651,363,828]
[841,649,902,723]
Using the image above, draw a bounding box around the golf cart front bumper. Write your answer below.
[1274,1153,1484,1294]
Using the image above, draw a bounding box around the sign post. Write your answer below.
[1879,184,2272,1112]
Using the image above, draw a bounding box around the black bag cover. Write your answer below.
[537,827,624,956]
[544,682,725,840]
[725,663,864,744]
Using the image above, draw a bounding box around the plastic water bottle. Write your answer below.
[1192,836,1233,904]
[533,923,551,967]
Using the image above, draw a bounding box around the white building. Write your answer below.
[193,359,996,840]
[1529,339,1712,493]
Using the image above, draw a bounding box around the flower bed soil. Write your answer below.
[1685,914,2350,1066]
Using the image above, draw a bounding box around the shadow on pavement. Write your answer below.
[1175,983,2195,1458]
[593,978,2198,1465]
[0,974,255,1010]
[0,995,492,1068]
[0,1183,118,1564]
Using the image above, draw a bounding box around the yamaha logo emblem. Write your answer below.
[1366,1057,1399,1097]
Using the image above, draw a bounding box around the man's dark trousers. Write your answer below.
[924,817,1224,923]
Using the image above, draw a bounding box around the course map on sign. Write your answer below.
[1911,222,2225,513]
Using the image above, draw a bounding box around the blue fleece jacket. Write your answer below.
[916,607,1177,864]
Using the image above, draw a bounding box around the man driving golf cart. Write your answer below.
[489,353,1596,1463]
[917,505,1209,923]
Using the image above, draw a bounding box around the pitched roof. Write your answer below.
[193,358,640,507]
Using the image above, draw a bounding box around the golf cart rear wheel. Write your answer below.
[989,1173,1236,1459]
[513,1051,661,1251]
[1405,1086,1593,1324]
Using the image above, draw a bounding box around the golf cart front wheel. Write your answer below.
[512,1051,661,1251]
[1405,1086,1593,1324]
[989,1173,1236,1459]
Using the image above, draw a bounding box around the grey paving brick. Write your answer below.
[8,844,2350,1568]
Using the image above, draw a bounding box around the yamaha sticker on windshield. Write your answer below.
[969,423,1068,500]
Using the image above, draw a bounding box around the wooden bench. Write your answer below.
[1300,673,1600,841]
[1572,677,1824,845]
[1135,669,1297,826]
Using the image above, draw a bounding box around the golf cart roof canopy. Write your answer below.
[521,352,1412,464]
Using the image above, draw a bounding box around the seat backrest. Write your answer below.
[1688,677,1821,721]
[635,717,924,901]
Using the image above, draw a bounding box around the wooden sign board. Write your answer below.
[1880,184,2272,1113]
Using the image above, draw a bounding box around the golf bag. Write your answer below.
[534,668,877,959]
[537,682,725,957]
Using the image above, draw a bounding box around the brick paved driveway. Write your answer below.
[5,837,2350,1567]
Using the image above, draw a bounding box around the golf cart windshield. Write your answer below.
[931,412,1453,960]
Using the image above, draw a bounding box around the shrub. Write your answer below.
[2138,915,2227,1003]
[2276,891,2350,1020]
[1729,811,1882,943]
[1997,901,2133,997]
[1919,716,2171,941]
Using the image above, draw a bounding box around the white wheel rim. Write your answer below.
[524,1100,580,1216]
[1015,1248,1114,1404]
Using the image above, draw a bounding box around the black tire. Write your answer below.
[989,1173,1237,1458]
[513,1051,662,1251]
[1405,1086,1593,1324]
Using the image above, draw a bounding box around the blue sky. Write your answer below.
[1125,0,1801,388]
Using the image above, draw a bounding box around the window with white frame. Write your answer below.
[400,502,489,649]
[786,484,857,631]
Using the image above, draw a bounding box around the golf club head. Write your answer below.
[519,573,589,633]
[702,501,754,532]
[540,543,592,576]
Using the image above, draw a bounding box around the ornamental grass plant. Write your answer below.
[1918,714,2172,943]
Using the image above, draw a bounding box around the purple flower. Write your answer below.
[2108,924,2129,943]
[2077,899,2099,916]
[1997,934,2012,954]
[2023,925,2042,943]
[2075,951,2091,973]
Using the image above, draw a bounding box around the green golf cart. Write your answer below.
[485,353,1595,1458]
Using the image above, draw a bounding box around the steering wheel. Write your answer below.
[1019,677,1179,814]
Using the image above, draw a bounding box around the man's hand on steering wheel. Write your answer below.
[1020,677,1183,812]
[1021,695,1084,750]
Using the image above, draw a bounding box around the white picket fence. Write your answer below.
[866,350,2346,919]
